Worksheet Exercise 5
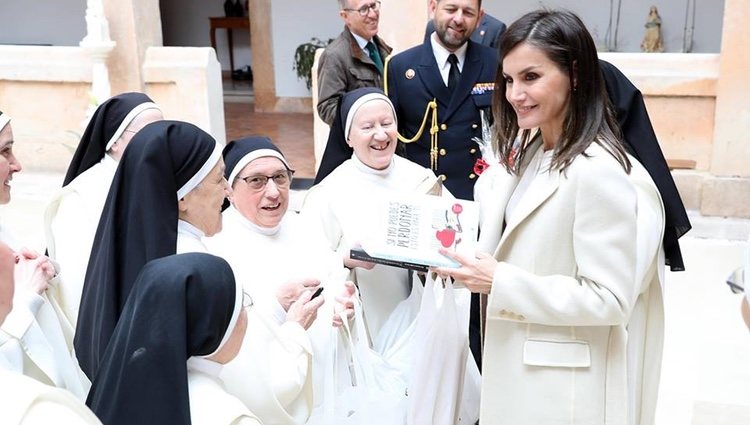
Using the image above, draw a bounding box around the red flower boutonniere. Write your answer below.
[473,158,489,175]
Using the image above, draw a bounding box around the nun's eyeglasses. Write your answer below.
[236,170,294,191]
[242,291,254,309]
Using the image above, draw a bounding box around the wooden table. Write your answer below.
[209,16,250,72]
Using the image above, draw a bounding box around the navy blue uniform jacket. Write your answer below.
[386,40,497,200]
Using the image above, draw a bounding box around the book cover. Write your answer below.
[354,193,479,271]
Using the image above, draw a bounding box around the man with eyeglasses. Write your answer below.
[317,0,392,126]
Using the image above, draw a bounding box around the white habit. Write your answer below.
[45,155,118,326]
[206,207,346,424]
[0,225,90,400]
[299,155,439,343]
[187,357,263,425]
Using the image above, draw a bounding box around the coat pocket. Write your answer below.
[523,339,591,368]
[348,66,378,84]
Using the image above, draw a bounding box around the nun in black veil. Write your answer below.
[600,61,691,271]
[74,120,230,380]
[46,92,163,327]
[86,252,261,425]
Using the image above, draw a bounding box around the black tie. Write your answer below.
[447,53,461,92]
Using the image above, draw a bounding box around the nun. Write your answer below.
[0,242,102,425]
[205,136,355,423]
[600,61,691,271]
[0,111,90,400]
[45,92,163,327]
[300,87,445,346]
[74,120,229,380]
[86,253,261,425]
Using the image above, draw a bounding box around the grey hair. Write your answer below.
[338,0,348,10]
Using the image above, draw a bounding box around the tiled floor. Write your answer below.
[224,102,316,178]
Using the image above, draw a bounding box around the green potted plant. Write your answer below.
[293,37,333,90]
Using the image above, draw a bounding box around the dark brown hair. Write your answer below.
[492,9,630,175]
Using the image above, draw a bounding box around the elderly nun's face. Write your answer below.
[346,99,397,170]
[229,156,290,228]
[0,124,22,205]
[179,159,231,237]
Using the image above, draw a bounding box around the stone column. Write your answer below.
[710,0,750,178]
[249,0,275,112]
[702,0,750,218]
[378,0,429,54]
[102,0,163,94]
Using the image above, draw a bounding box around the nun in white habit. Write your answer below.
[0,242,102,425]
[86,253,261,425]
[45,92,163,327]
[0,111,89,400]
[300,88,444,344]
[206,136,354,424]
[74,120,228,381]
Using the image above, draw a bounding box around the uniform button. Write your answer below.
[439,148,447,156]
[472,123,478,129]
[470,148,477,154]
[440,124,448,131]
[469,173,476,180]
[438,174,447,181]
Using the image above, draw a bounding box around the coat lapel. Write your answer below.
[476,169,519,254]
[495,146,561,256]
[417,43,451,108]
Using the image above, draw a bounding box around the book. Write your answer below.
[351,193,479,271]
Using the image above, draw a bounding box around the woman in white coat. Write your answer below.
[437,10,666,425]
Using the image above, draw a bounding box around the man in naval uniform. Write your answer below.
[386,0,496,202]
[385,0,497,368]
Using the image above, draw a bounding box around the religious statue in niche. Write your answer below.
[641,6,665,52]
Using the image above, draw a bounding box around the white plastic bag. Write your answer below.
[307,299,407,425]
[373,274,423,380]
[407,274,480,425]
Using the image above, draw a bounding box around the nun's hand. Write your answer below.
[432,250,497,295]
[332,281,356,327]
[14,256,53,295]
[286,289,325,331]
[276,277,320,311]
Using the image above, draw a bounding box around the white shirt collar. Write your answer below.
[227,205,282,236]
[101,153,119,170]
[351,152,395,177]
[350,30,371,52]
[178,219,205,239]
[430,32,468,73]
[186,357,223,377]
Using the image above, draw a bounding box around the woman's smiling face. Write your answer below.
[347,99,398,170]
[0,123,22,205]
